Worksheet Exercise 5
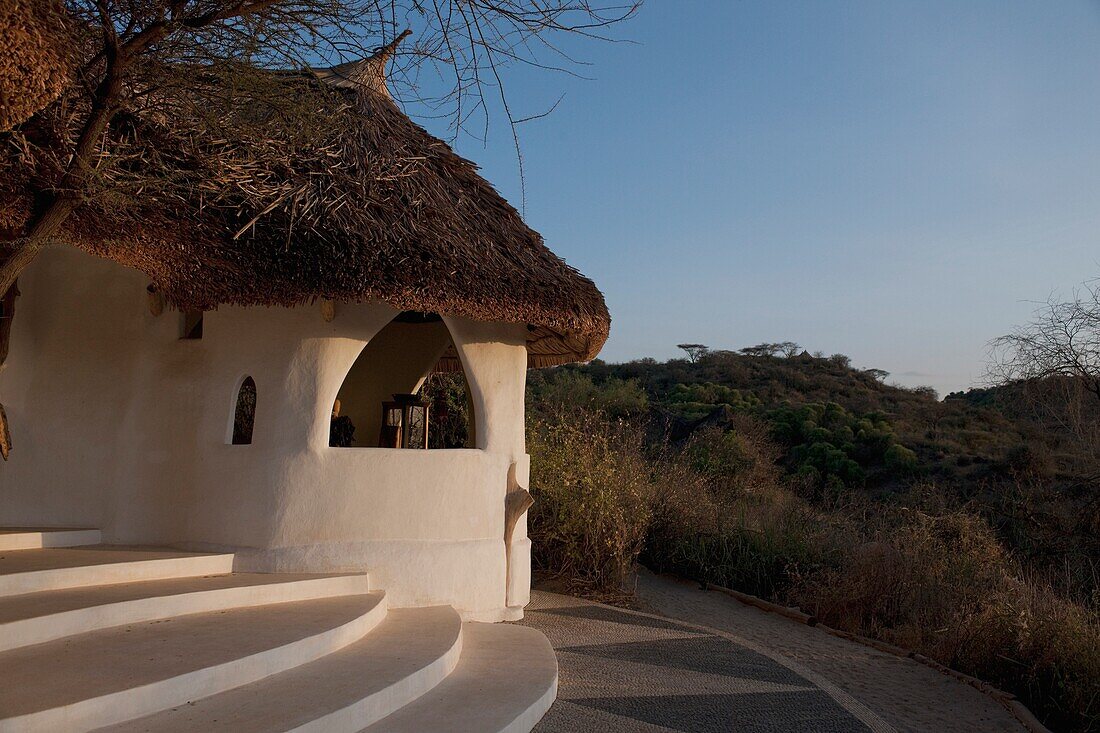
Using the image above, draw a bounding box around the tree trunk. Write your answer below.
[0,280,18,366]
[0,46,127,299]
[0,199,79,300]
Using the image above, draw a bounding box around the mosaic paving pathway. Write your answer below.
[635,572,1024,733]
[521,577,1027,732]
[520,591,893,733]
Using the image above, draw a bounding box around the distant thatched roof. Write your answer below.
[1,31,609,367]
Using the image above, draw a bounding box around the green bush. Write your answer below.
[645,418,839,598]
[663,381,761,420]
[685,429,754,481]
[766,402,915,489]
[646,513,838,600]
[418,372,473,449]
[884,443,918,472]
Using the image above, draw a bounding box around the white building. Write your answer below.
[0,29,609,732]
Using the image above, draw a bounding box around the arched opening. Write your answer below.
[232,376,257,445]
[330,312,475,449]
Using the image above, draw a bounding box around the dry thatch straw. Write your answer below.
[0,0,75,132]
[1,35,609,366]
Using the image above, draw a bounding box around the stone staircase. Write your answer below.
[0,529,557,732]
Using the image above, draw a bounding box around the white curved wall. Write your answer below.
[0,246,532,621]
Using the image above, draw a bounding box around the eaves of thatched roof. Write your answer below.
[1,28,609,367]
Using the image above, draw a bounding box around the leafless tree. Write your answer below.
[989,283,1100,404]
[0,0,641,307]
[988,282,1100,475]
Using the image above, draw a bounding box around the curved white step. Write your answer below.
[0,592,386,732]
[0,528,102,551]
[0,572,370,652]
[0,547,234,597]
[362,623,557,733]
[98,606,464,733]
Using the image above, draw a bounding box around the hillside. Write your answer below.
[527,348,1099,597]
[575,350,1043,488]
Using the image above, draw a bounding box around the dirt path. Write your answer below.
[518,572,1024,732]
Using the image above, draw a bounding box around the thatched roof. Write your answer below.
[1,32,609,367]
[0,1,74,132]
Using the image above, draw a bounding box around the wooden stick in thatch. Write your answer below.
[0,403,11,461]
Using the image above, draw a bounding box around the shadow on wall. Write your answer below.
[330,312,476,449]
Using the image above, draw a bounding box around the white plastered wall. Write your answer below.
[0,246,532,621]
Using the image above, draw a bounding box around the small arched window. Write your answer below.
[232,377,257,445]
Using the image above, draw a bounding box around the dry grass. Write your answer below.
[528,411,656,595]
[794,510,1100,732]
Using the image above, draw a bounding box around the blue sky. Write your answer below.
[410,1,1100,396]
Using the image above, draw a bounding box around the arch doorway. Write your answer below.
[330,312,475,449]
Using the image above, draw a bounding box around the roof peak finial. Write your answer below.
[313,29,411,98]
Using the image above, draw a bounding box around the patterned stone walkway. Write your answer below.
[520,591,893,733]
[520,575,1026,733]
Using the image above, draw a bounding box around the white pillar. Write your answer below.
[443,317,532,617]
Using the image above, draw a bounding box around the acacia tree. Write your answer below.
[676,343,709,363]
[740,343,780,358]
[777,341,801,358]
[739,342,803,359]
[0,0,640,307]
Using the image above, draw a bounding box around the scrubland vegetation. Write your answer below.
[524,349,1099,732]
